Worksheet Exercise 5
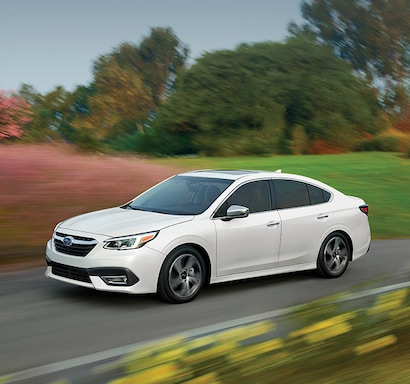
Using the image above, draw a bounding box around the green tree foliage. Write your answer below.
[73,27,189,148]
[107,27,188,108]
[20,27,189,150]
[290,0,410,113]
[19,84,78,142]
[137,27,189,106]
[141,37,383,156]
[72,60,153,144]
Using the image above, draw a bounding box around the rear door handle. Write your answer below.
[317,214,329,220]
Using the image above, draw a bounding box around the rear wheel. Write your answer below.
[317,232,350,278]
[158,246,206,304]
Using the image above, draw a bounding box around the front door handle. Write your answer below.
[267,221,280,227]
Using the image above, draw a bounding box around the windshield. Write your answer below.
[128,176,233,215]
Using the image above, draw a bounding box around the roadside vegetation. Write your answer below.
[0,144,408,269]
[1,2,410,158]
[0,144,179,268]
[102,287,410,384]
[2,286,407,383]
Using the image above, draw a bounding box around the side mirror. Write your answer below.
[225,205,249,220]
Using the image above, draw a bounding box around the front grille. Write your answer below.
[54,232,97,256]
[51,261,91,283]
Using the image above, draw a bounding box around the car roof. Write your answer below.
[179,169,338,193]
[180,169,273,180]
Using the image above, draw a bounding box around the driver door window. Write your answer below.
[215,180,271,217]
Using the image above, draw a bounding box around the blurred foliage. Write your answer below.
[108,27,189,108]
[0,90,33,140]
[354,136,401,152]
[10,8,410,156]
[140,37,384,156]
[72,60,153,143]
[110,287,409,383]
[18,84,90,143]
[291,0,410,117]
[0,144,178,265]
[16,27,188,151]
[1,146,408,268]
[14,287,406,383]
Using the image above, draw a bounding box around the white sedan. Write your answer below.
[45,170,371,303]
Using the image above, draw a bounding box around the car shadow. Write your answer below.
[52,283,159,308]
[202,270,320,295]
[49,269,321,308]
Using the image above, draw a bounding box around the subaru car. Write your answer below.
[45,170,371,303]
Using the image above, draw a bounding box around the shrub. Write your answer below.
[308,140,341,154]
[354,136,400,152]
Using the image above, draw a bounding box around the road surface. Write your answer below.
[0,239,409,382]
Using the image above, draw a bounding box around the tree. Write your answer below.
[290,0,410,112]
[18,84,74,142]
[73,60,153,142]
[73,27,189,148]
[13,28,188,150]
[141,37,383,156]
[135,27,189,106]
[95,27,189,109]
[0,90,33,140]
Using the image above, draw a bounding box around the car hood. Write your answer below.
[58,207,194,237]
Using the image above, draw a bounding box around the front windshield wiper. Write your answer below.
[127,205,168,214]
[144,208,173,214]
[125,205,146,211]
[125,204,194,215]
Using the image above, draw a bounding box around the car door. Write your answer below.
[213,180,281,277]
[273,179,334,267]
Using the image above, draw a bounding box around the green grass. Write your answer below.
[150,152,410,239]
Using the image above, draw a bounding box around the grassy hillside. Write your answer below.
[0,144,409,268]
[151,152,410,239]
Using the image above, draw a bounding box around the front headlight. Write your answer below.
[103,231,158,250]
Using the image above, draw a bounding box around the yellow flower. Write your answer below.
[354,334,398,355]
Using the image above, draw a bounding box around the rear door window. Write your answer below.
[273,179,330,209]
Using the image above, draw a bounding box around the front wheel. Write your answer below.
[317,232,351,278]
[158,246,206,304]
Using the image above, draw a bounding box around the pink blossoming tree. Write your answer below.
[0,90,33,140]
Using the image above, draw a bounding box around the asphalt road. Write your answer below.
[0,239,409,382]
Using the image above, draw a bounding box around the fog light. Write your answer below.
[88,267,139,286]
[101,275,128,285]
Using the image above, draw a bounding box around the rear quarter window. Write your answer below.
[307,184,331,205]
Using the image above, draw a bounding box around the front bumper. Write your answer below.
[46,256,139,285]
[45,238,163,294]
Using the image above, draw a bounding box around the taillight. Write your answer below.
[359,204,369,215]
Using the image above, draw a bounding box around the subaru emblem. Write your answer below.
[63,236,74,247]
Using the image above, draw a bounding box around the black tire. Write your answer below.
[158,246,206,304]
[317,232,351,278]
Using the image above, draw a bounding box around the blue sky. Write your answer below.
[1,0,303,94]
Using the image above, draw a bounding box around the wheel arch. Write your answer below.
[320,229,353,261]
[316,230,353,278]
[162,243,212,285]
[334,230,353,261]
